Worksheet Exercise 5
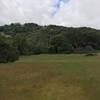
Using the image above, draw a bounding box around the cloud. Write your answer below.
[0,0,52,24]
[0,0,100,29]
[51,0,70,16]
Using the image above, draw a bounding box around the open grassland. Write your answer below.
[0,54,100,100]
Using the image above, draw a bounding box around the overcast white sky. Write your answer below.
[0,0,100,29]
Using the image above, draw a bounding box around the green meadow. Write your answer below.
[0,54,100,100]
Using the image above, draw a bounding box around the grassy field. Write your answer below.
[0,54,100,100]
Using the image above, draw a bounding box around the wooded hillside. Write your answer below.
[0,23,100,62]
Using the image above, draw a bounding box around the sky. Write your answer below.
[0,0,100,29]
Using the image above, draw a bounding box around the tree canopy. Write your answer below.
[0,23,100,63]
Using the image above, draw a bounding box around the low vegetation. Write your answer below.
[0,54,100,100]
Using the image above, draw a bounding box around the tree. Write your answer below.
[0,23,100,55]
[49,35,73,53]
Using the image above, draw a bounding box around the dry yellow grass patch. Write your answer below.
[39,80,87,100]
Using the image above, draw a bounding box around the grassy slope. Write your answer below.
[0,54,100,100]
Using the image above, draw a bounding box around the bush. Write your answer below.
[74,46,96,54]
[85,53,97,56]
[32,47,41,55]
[0,34,19,63]
[0,44,19,63]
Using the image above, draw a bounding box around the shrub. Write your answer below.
[0,34,19,63]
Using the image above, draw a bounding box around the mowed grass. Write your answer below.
[0,54,100,100]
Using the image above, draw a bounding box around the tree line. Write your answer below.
[0,23,100,63]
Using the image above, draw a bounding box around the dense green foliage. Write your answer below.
[0,33,19,63]
[0,23,100,62]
